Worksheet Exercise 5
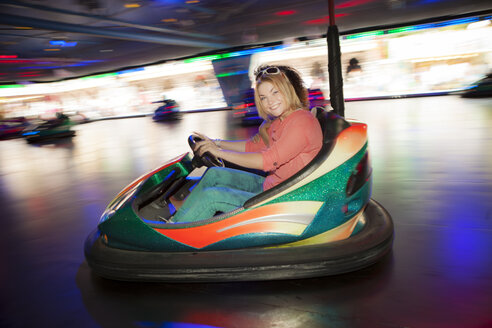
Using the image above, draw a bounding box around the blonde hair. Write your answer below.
[254,67,307,120]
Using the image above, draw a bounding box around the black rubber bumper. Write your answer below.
[84,199,394,282]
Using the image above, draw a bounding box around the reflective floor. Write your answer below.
[1,95,491,328]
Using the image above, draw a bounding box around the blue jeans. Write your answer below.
[172,167,265,223]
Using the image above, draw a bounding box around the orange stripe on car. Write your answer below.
[154,201,322,248]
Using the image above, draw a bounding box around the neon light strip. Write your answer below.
[346,31,384,39]
[387,16,482,35]
[348,16,484,38]
[0,84,25,88]
[49,40,78,47]
[80,72,117,80]
[116,67,145,75]
[216,70,249,78]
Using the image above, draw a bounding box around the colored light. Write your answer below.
[162,18,178,22]
[19,71,40,75]
[0,55,18,59]
[386,16,482,35]
[388,26,415,34]
[184,54,222,63]
[304,14,348,25]
[216,70,248,78]
[275,10,297,16]
[44,48,61,51]
[50,40,78,47]
[0,84,25,88]
[124,3,141,8]
[305,18,327,25]
[345,30,384,39]
[336,0,374,9]
[434,17,479,26]
[186,0,200,3]
[50,40,65,46]
[19,59,102,70]
[80,72,117,80]
[117,67,145,75]
[0,59,37,63]
[233,110,248,115]
[23,131,40,136]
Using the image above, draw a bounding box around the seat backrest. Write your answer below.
[312,106,351,145]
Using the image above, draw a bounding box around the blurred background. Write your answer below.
[1,2,491,328]
[1,13,491,120]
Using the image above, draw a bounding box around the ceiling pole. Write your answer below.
[327,0,345,117]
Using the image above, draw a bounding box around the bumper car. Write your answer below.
[461,73,492,98]
[22,113,75,143]
[152,99,183,121]
[84,107,393,282]
[0,117,30,140]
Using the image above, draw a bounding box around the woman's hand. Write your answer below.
[191,132,262,170]
[192,132,221,158]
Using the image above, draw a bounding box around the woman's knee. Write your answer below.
[197,167,221,188]
[201,167,223,182]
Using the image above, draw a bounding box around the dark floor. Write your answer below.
[1,95,491,328]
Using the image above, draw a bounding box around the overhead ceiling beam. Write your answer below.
[0,13,228,48]
[0,0,221,41]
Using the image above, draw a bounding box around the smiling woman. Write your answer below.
[171,65,322,222]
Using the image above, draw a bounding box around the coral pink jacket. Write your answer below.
[245,109,322,190]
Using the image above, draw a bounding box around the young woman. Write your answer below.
[172,65,323,223]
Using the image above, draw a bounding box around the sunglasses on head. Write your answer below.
[257,66,281,78]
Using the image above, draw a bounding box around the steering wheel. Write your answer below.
[188,135,224,168]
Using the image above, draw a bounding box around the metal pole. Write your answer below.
[327,0,345,117]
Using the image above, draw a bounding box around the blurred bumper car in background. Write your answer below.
[152,98,182,121]
[22,112,75,143]
[461,73,492,98]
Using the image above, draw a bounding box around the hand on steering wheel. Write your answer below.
[188,134,224,168]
